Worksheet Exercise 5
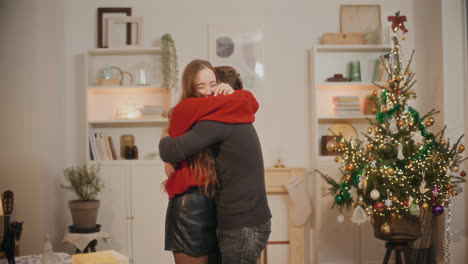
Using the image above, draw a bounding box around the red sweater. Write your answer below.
[164,90,259,198]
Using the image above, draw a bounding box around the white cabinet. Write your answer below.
[96,160,173,264]
[84,48,175,263]
[309,45,391,264]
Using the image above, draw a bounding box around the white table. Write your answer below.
[63,231,111,253]
[0,252,71,264]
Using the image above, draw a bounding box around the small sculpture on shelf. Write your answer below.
[98,65,134,86]
[326,74,348,82]
[1,190,24,264]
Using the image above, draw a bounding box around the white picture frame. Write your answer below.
[208,24,264,100]
[106,16,144,48]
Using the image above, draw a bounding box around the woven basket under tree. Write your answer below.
[62,164,104,230]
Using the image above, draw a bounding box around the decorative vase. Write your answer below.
[372,213,421,241]
[69,200,100,229]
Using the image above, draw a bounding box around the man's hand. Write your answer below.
[164,162,175,177]
[213,83,235,96]
[161,127,169,139]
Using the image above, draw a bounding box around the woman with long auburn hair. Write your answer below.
[162,59,259,264]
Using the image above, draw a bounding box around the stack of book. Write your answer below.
[89,133,118,161]
[139,105,165,119]
[333,96,362,116]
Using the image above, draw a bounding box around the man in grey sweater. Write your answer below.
[159,120,271,264]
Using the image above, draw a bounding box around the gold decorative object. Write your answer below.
[386,167,395,175]
[381,223,391,234]
[452,166,459,173]
[422,202,429,210]
[274,158,286,168]
[458,144,465,153]
[334,156,340,163]
[440,140,446,145]
[120,134,135,159]
[373,90,379,96]
[397,120,405,127]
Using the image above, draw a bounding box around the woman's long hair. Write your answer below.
[171,59,218,197]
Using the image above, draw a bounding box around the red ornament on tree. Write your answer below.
[402,201,409,206]
[396,89,403,95]
[374,202,385,212]
[461,171,466,177]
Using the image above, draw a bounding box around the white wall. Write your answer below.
[1,0,467,261]
[0,0,66,255]
[441,0,468,263]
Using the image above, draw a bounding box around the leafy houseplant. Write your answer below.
[62,164,104,229]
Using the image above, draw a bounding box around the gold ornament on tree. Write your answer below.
[458,145,465,153]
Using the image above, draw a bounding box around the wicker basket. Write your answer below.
[372,214,421,241]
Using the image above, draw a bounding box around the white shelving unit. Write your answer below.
[309,45,391,264]
[84,47,174,264]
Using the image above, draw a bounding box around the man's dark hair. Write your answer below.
[215,66,243,90]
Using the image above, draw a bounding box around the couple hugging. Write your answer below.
[159,59,271,264]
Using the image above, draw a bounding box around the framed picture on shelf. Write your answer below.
[97,7,132,48]
[320,135,342,156]
[106,16,143,48]
[340,5,381,33]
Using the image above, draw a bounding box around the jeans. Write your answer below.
[217,219,271,264]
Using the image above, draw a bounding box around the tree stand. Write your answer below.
[382,240,411,264]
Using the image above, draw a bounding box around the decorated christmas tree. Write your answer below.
[318,11,466,245]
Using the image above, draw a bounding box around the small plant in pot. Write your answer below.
[62,164,103,230]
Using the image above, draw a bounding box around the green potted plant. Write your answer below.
[62,164,104,229]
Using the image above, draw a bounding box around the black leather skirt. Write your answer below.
[165,187,218,255]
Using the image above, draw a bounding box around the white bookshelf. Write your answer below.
[309,44,392,264]
[85,47,172,162]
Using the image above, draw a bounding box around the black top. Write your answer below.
[159,121,271,229]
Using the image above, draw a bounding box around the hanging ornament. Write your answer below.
[428,117,434,123]
[432,205,444,216]
[382,106,388,113]
[372,107,377,114]
[396,89,403,95]
[373,90,379,96]
[334,195,343,205]
[387,167,395,175]
[370,189,380,200]
[451,166,458,173]
[381,223,391,234]
[391,196,398,202]
[345,164,354,171]
[402,201,409,206]
[338,142,345,149]
[351,205,367,225]
[374,202,385,212]
[397,143,404,160]
[396,74,404,81]
[389,118,398,134]
[385,198,393,207]
[371,160,377,168]
[334,156,340,163]
[422,201,430,210]
[433,185,439,196]
[337,214,344,223]
[361,177,368,195]
[409,204,420,215]
[366,144,372,151]
[397,120,405,127]
[406,69,413,75]
[460,171,466,177]
[440,139,446,145]
[326,139,337,152]
[458,145,465,153]
[344,175,351,182]
[425,121,433,127]
[348,187,358,201]
[367,127,373,134]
